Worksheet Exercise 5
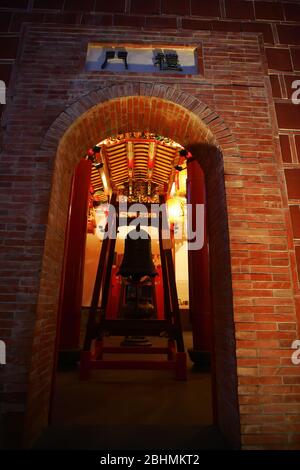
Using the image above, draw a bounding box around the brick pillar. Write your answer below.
[186,158,212,369]
[58,159,91,366]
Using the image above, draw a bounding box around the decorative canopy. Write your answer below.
[90,132,183,203]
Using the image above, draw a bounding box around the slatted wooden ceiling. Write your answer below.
[90,137,181,196]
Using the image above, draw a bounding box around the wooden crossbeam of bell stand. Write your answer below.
[79,194,187,380]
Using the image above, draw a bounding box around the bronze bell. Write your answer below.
[117,228,157,282]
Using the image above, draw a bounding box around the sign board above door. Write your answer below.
[86,44,200,75]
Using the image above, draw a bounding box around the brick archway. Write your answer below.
[41,82,237,154]
[25,83,240,448]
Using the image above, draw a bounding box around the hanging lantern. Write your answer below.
[167,196,184,224]
[87,148,94,158]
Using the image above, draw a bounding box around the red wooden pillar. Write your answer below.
[58,159,92,363]
[154,265,164,320]
[186,159,212,369]
[106,267,122,319]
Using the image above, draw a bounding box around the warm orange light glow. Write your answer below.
[101,171,108,192]
[167,196,184,223]
[170,182,176,197]
[178,169,187,196]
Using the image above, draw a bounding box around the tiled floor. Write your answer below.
[35,333,227,449]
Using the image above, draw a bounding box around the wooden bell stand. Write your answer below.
[79,194,187,381]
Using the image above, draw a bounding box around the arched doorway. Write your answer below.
[26,85,240,449]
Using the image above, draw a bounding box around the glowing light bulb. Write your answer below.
[167,197,184,224]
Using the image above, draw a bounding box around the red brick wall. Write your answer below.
[1,2,300,270]
[0,1,300,450]
[189,143,242,448]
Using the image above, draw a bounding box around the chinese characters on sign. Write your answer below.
[101,48,182,72]
[153,50,183,71]
[86,45,198,75]
[101,48,128,70]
